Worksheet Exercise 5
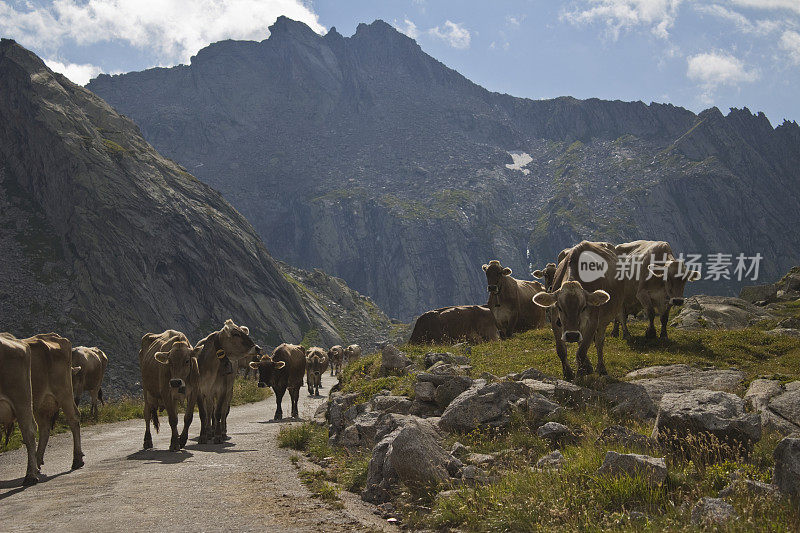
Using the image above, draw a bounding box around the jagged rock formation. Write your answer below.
[87,17,800,320]
[0,39,381,392]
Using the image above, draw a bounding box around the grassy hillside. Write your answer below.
[286,304,800,531]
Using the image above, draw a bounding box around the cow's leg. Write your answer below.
[554,336,573,381]
[290,386,300,419]
[180,390,195,448]
[167,400,180,452]
[143,398,154,449]
[575,336,594,378]
[610,318,619,338]
[636,290,657,338]
[307,373,314,396]
[90,389,99,418]
[273,386,285,420]
[33,408,52,469]
[197,397,211,444]
[621,310,631,340]
[595,327,608,376]
[61,396,84,469]
[645,308,657,339]
[11,399,39,485]
[220,386,234,441]
[212,397,225,444]
[660,305,671,339]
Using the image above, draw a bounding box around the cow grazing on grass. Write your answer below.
[71,346,108,417]
[328,345,344,376]
[22,333,84,471]
[533,241,624,381]
[0,333,39,486]
[409,305,500,344]
[139,330,199,451]
[250,343,305,420]
[483,260,547,338]
[613,240,700,340]
[305,347,328,396]
[194,320,260,444]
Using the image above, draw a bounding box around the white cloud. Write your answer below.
[429,20,471,49]
[43,58,102,85]
[506,15,525,27]
[695,4,782,35]
[730,0,800,16]
[686,51,759,102]
[781,30,800,64]
[395,18,419,40]
[0,0,325,65]
[561,0,684,40]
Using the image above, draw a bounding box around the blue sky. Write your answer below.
[2,1,799,125]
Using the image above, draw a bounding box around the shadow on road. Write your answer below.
[126,449,194,464]
[257,417,304,424]
[0,469,74,500]
[183,442,256,454]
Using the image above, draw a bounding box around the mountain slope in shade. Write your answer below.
[87,17,800,319]
[0,39,355,392]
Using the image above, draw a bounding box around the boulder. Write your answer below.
[719,478,779,498]
[380,344,412,376]
[450,441,469,460]
[536,422,579,448]
[409,398,442,418]
[415,381,436,403]
[744,379,783,412]
[766,328,800,338]
[597,425,653,449]
[312,402,327,426]
[460,464,488,486]
[672,295,774,330]
[465,452,495,466]
[691,497,736,526]
[604,365,745,419]
[536,450,564,470]
[652,390,761,451]
[773,436,800,497]
[743,379,800,434]
[370,395,412,416]
[438,381,547,433]
[418,361,470,386]
[425,352,470,368]
[434,376,474,408]
[738,283,777,304]
[328,391,362,439]
[597,451,667,486]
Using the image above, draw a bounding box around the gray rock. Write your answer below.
[652,389,761,450]
[536,422,578,448]
[765,387,800,434]
[536,450,564,470]
[409,398,443,418]
[744,379,783,412]
[425,352,469,368]
[766,328,800,338]
[739,283,777,304]
[438,381,535,433]
[773,436,800,497]
[370,395,412,416]
[434,376,474,408]
[415,381,437,403]
[418,362,470,386]
[525,393,563,423]
[328,391,362,439]
[312,402,327,426]
[672,295,775,330]
[450,441,469,459]
[380,344,412,376]
[718,478,779,498]
[460,464,488,486]
[691,497,736,526]
[466,452,495,466]
[597,425,653,449]
[597,451,667,486]
[514,368,547,381]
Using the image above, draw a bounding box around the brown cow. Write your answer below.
[409,305,500,344]
[22,333,84,471]
[533,241,624,380]
[343,344,362,366]
[139,330,199,451]
[305,347,328,396]
[71,346,108,417]
[613,240,701,340]
[250,343,305,420]
[483,260,547,338]
[194,319,261,444]
[328,345,344,376]
[533,262,558,292]
[0,333,39,486]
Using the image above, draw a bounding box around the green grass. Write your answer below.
[1,376,271,453]
[299,469,344,508]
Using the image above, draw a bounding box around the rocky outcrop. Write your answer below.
[671,296,775,330]
[773,437,800,497]
[87,18,800,320]
[691,497,736,526]
[744,379,800,434]
[597,451,667,486]
[0,40,364,393]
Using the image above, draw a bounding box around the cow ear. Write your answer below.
[71,366,82,376]
[275,361,286,369]
[248,361,260,369]
[587,290,610,306]
[482,264,489,272]
[154,351,170,365]
[502,267,512,276]
[533,291,557,308]
[686,269,701,281]
[532,269,544,278]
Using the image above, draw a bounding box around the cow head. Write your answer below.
[533,281,610,343]
[328,345,343,361]
[249,354,286,388]
[648,260,701,307]
[153,341,198,394]
[483,260,512,304]
[306,348,328,378]
[218,319,261,361]
[533,262,558,291]
[71,365,84,397]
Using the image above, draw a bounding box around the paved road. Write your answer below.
[0,373,392,532]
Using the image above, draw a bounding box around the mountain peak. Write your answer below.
[268,15,321,41]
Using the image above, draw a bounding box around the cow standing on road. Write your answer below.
[71,346,108,417]
[139,331,199,451]
[250,343,305,420]
[305,347,328,396]
[483,260,547,338]
[343,344,362,366]
[533,241,624,380]
[0,333,39,486]
[327,345,344,376]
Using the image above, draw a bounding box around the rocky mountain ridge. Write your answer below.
[87,17,800,319]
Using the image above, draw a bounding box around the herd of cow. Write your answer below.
[410,239,700,380]
[0,317,363,488]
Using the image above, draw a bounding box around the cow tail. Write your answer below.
[151,407,160,433]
